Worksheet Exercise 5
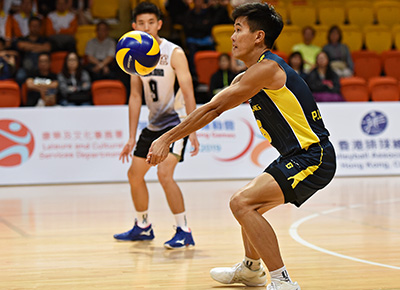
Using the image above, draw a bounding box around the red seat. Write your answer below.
[194,50,221,86]
[91,80,127,105]
[0,80,21,107]
[381,50,400,81]
[340,77,369,102]
[50,51,68,74]
[352,50,382,80]
[368,76,400,101]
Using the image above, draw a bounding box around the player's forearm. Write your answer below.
[162,103,220,144]
[128,96,142,139]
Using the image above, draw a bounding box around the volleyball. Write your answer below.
[115,30,160,76]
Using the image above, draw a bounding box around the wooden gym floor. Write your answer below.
[0,176,399,290]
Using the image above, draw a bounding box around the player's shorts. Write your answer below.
[134,126,188,162]
[265,138,336,207]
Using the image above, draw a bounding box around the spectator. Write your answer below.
[292,26,321,73]
[68,0,93,25]
[288,51,307,80]
[14,16,51,85]
[165,0,189,27]
[0,0,9,42]
[85,21,116,80]
[323,25,353,78]
[184,0,214,78]
[305,51,343,102]
[209,53,235,98]
[57,51,91,106]
[5,0,35,46]
[0,37,17,79]
[25,52,58,106]
[45,0,77,51]
[209,0,233,26]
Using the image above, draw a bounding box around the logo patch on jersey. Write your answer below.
[159,54,168,65]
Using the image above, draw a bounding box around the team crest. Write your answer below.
[159,54,168,65]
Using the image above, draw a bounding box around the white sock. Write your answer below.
[270,266,292,283]
[174,212,190,232]
[136,210,150,228]
[243,256,261,271]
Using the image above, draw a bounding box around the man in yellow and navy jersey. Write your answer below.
[146,3,336,290]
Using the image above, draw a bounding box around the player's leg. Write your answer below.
[210,173,300,289]
[157,152,194,249]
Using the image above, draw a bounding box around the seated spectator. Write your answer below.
[209,0,233,26]
[306,51,343,102]
[209,53,235,98]
[0,0,9,43]
[25,52,58,106]
[184,0,214,78]
[14,16,51,85]
[58,51,91,106]
[5,0,36,46]
[68,0,93,25]
[85,21,116,80]
[45,0,77,51]
[292,26,321,73]
[323,25,353,78]
[288,51,307,80]
[0,36,17,79]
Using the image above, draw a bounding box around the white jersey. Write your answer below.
[140,38,181,131]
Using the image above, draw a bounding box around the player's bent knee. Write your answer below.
[157,168,174,184]
[229,193,251,218]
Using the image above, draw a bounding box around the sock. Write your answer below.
[136,210,150,228]
[270,266,292,283]
[174,212,190,232]
[243,256,261,271]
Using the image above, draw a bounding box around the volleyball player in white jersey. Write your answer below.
[114,2,199,249]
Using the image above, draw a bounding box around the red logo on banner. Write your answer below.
[0,119,35,167]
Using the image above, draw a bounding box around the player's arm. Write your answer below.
[171,47,200,156]
[119,75,143,163]
[147,60,284,165]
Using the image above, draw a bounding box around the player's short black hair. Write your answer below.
[232,3,283,49]
[132,2,162,22]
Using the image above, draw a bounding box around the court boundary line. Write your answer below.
[289,199,400,270]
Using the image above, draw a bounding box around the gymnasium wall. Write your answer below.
[1,102,400,185]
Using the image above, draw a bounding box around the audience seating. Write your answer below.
[91,80,127,105]
[50,51,68,74]
[312,25,329,48]
[273,50,289,63]
[364,25,393,54]
[212,24,234,54]
[339,25,363,52]
[275,25,302,55]
[288,3,317,27]
[75,25,96,57]
[91,0,119,20]
[368,76,400,101]
[381,50,400,81]
[374,1,400,28]
[0,81,21,107]
[346,1,375,28]
[352,50,382,80]
[340,77,369,102]
[392,25,400,51]
[194,51,220,86]
[317,1,346,27]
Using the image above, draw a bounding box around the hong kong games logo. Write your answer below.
[0,119,35,167]
[361,111,388,136]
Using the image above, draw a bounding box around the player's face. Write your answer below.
[132,13,162,38]
[231,17,257,60]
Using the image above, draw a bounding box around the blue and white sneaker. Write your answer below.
[113,220,154,241]
[164,227,195,249]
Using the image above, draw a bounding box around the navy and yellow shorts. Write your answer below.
[134,126,188,162]
[265,138,336,207]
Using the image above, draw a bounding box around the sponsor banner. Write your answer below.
[1,103,400,185]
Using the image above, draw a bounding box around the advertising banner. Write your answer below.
[1,103,400,185]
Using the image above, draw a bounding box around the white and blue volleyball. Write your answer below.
[115,30,160,76]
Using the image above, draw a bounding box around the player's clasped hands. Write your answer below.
[146,137,170,165]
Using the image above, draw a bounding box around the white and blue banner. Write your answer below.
[1,102,400,185]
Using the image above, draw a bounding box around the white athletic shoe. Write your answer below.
[210,262,267,286]
[267,279,301,290]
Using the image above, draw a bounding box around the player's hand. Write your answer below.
[119,138,135,163]
[146,137,170,166]
[189,132,199,157]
